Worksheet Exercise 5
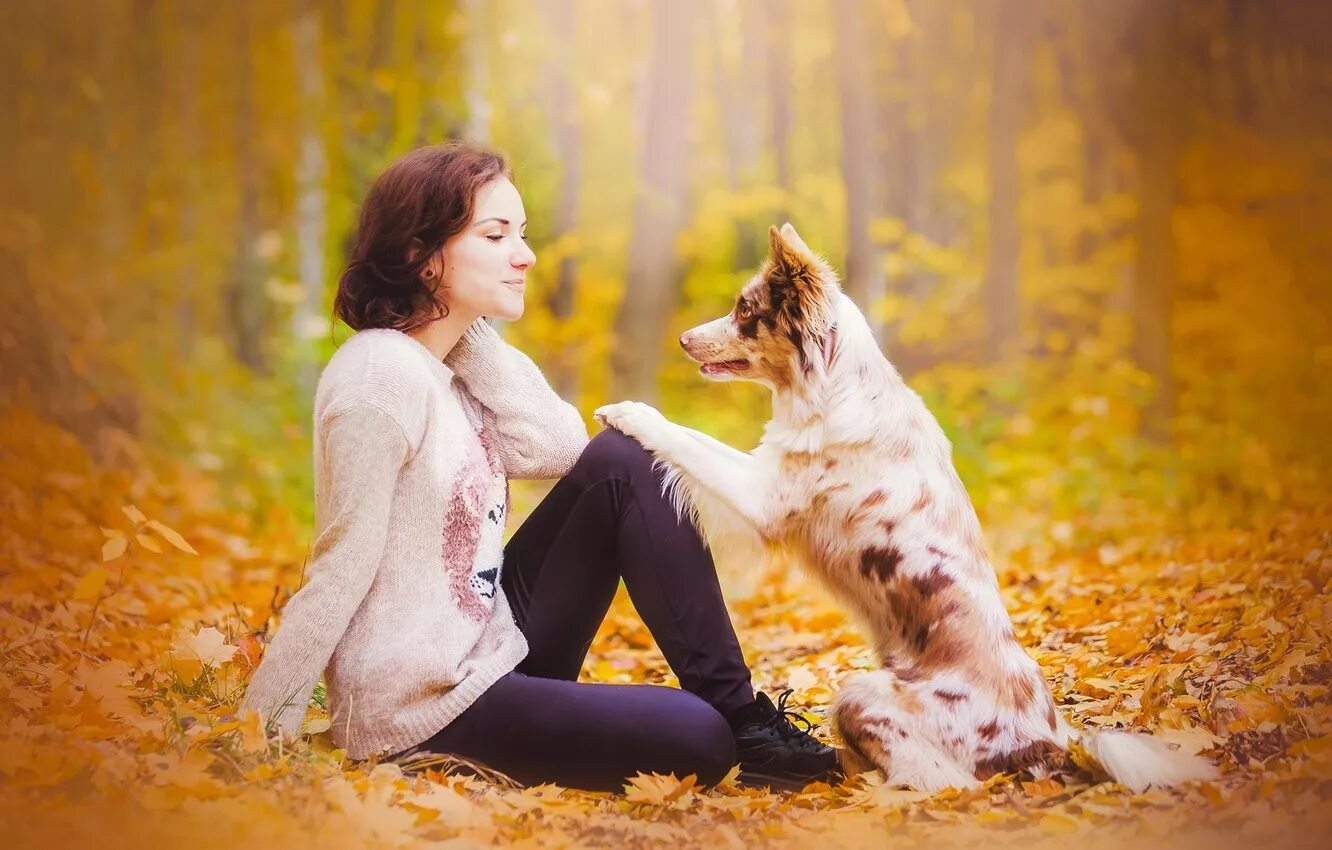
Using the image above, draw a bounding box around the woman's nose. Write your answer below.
[513,242,536,269]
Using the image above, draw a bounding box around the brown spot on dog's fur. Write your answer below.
[911,564,954,597]
[823,323,840,366]
[893,665,924,683]
[849,489,890,525]
[913,624,931,652]
[864,718,896,736]
[913,485,932,511]
[1004,671,1039,710]
[926,543,950,559]
[880,518,897,535]
[1046,703,1058,732]
[934,689,968,704]
[860,546,904,582]
[823,458,837,469]
[973,740,1065,780]
[978,720,1001,741]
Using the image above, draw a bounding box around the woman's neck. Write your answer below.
[406,309,480,361]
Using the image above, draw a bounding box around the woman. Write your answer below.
[240,143,838,792]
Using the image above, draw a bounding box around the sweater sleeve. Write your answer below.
[444,319,589,479]
[239,402,409,741]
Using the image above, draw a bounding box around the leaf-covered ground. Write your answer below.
[2,406,1330,849]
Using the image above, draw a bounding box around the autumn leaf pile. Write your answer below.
[2,401,1330,850]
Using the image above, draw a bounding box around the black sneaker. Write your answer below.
[732,689,842,791]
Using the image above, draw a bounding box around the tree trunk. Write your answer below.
[1132,118,1178,442]
[879,12,923,373]
[1131,11,1181,443]
[174,0,203,359]
[764,0,792,222]
[293,2,329,392]
[833,0,886,343]
[462,0,490,143]
[540,0,581,397]
[611,2,695,403]
[984,1,1026,363]
[388,0,420,154]
[227,0,267,372]
[715,0,765,270]
[95,3,127,277]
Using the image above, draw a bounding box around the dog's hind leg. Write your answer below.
[833,670,980,793]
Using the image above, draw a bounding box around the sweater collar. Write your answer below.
[363,328,456,383]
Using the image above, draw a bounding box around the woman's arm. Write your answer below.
[239,402,409,741]
[445,319,589,479]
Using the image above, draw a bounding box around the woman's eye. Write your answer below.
[486,234,503,242]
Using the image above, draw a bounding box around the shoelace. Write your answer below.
[762,689,825,752]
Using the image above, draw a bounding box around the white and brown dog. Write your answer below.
[595,224,1216,793]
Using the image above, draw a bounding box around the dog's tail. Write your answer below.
[1066,724,1218,792]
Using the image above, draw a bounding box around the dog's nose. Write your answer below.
[679,332,691,348]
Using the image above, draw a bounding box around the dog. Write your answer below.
[594,223,1217,793]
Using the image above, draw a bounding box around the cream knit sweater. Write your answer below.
[239,320,589,760]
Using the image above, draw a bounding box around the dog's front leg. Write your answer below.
[594,401,767,528]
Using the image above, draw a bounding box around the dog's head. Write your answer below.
[679,223,838,389]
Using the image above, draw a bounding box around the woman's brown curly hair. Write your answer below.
[334,143,511,332]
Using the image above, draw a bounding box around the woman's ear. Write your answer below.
[407,238,442,282]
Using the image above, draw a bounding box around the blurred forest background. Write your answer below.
[2,0,1331,550]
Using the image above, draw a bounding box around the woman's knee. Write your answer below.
[660,697,737,786]
[574,428,657,481]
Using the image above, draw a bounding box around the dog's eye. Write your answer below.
[736,301,752,319]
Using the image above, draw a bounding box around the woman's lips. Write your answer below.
[502,279,525,291]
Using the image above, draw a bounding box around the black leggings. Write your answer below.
[402,429,755,790]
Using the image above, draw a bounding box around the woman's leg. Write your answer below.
[406,670,737,792]
[501,429,754,721]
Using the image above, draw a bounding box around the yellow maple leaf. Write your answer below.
[405,782,479,828]
[786,665,818,691]
[624,771,697,806]
[185,626,239,667]
[1075,678,1119,699]
[1156,725,1222,756]
[162,626,237,679]
[75,658,138,719]
[869,785,932,808]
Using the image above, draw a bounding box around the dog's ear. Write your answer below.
[768,223,819,281]
[779,222,814,257]
[767,223,830,303]
[766,223,834,372]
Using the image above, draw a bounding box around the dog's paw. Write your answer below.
[593,401,670,443]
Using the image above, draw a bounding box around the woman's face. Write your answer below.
[427,177,535,322]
